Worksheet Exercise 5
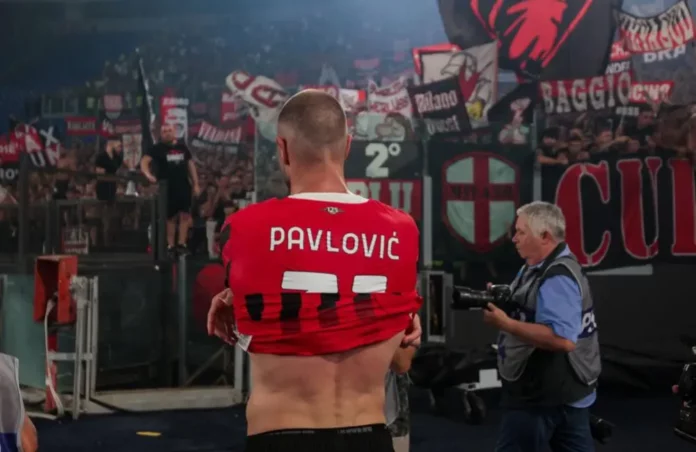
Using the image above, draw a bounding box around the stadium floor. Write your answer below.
[35,392,690,452]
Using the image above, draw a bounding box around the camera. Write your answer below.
[451,284,513,311]
[675,362,696,443]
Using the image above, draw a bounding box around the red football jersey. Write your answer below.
[221,192,422,355]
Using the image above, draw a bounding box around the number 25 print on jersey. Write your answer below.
[438,0,622,80]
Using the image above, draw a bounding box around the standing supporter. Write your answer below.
[141,124,201,257]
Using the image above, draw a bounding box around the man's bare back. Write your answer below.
[247,334,403,434]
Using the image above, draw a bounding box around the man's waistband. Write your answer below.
[248,423,388,438]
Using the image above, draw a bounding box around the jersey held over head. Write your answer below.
[221,192,422,355]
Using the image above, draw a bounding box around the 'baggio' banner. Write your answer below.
[541,150,696,270]
[616,1,695,54]
[345,140,423,220]
[407,77,471,138]
[540,72,633,114]
[428,142,534,262]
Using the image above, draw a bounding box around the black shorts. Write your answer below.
[245,424,393,452]
[167,187,192,219]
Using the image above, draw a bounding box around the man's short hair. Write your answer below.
[277,90,347,161]
[516,201,566,241]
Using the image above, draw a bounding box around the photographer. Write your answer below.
[483,202,601,452]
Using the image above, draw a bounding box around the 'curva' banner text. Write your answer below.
[541,150,696,270]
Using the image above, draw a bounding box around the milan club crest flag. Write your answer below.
[438,0,623,80]
[428,142,534,262]
[407,77,472,138]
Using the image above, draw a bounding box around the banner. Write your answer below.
[616,1,694,54]
[344,140,423,220]
[438,0,622,80]
[220,91,247,123]
[540,72,633,114]
[428,142,534,262]
[487,82,538,145]
[10,122,60,168]
[189,121,242,153]
[160,96,189,141]
[225,71,288,139]
[418,41,498,128]
[65,116,97,136]
[0,135,19,165]
[541,150,696,270]
[407,77,471,138]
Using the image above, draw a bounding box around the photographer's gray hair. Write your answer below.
[516,202,566,241]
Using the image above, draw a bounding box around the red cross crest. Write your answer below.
[441,152,519,252]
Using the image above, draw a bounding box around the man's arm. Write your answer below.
[391,344,417,374]
[140,154,156,183]
[503,273,582,353]
[501,318,575,353]
[185,147,200,194]
[21,414,38,452]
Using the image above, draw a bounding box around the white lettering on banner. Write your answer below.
[364,143,401,178]
[270,228,400,260]
[540,72,632,114]
[605,61,631,75]
[197,122,242,144]
[425,116,461,135]
[643,45,686,63]
[347,180,416,215]
[618,1,695,53]
[0,168,18,181]
[629,82,674,103]
[616,105,640,117]
[161,97,190,107]
[414,90,459,114]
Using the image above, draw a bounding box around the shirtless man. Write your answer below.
[207,90,422,452]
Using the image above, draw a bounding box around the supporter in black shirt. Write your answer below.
[95,135,123,203]
[536,127,568,165]
[620,104,656,148]
[140,124,200,257]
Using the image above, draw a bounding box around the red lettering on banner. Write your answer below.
[230,72,255,91]
[555,162,611,266]
[670,158,696,255]
[346,179,422,221]
[617,158,661,260]
[251,85,286,109]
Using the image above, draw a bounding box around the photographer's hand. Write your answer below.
[483,303,511,330]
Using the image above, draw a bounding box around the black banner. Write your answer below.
[345,140,423,220]
[438,0,622,80]
[407,77,471,138]
[541,150,696,270]
[428,142,534,262]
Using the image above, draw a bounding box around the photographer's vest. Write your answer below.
[497,244,601,408]
[0,354,23,451]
